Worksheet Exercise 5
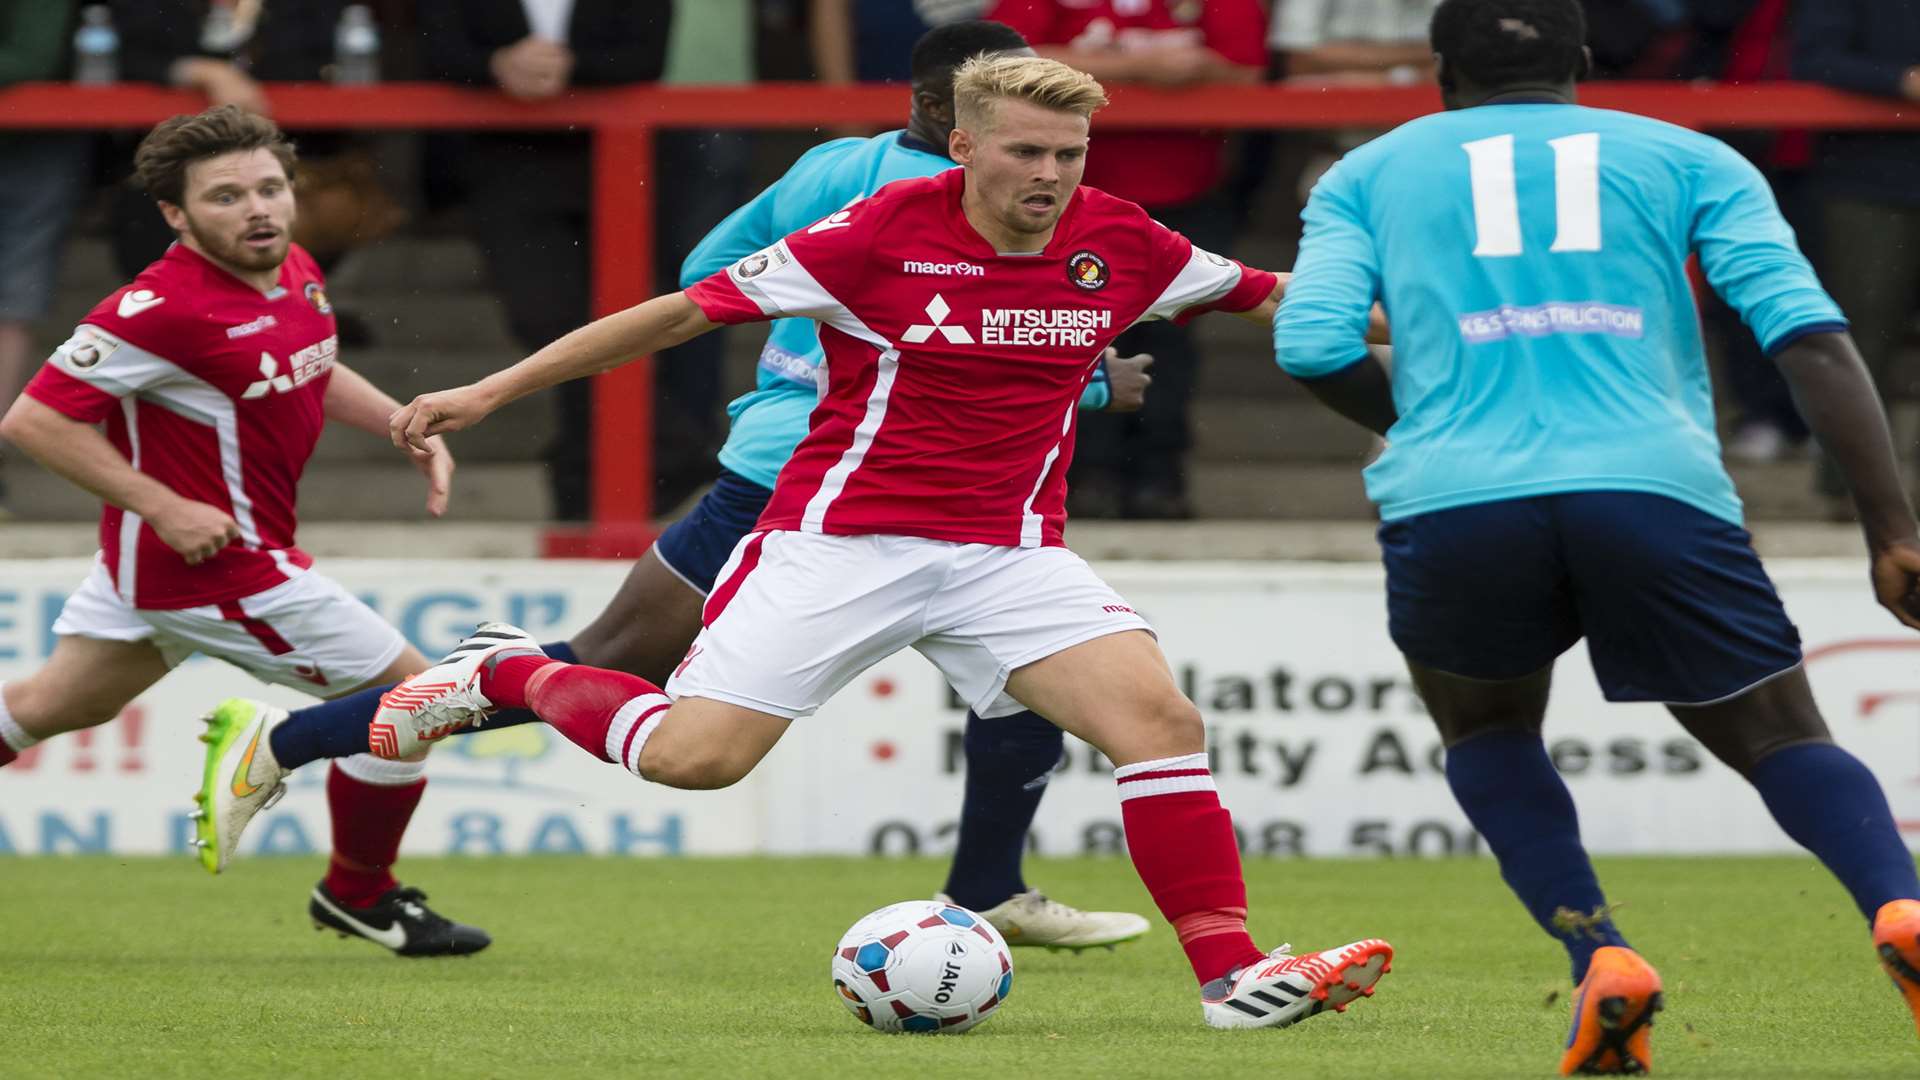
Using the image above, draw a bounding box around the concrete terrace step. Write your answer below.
[307,393,554,463]
[328,293,518,350]
[323,235,490,292]
[1191,396,1376,463]
[1188,460,1374,519]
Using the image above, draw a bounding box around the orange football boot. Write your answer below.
[1558,946,1664,1076]
[1873,898,1920,1040]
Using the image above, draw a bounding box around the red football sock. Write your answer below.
[525,663,669,767]
[1115,753,1265,984]
[0,744,14,768]
[478,653,562,710]
[323,760,427,908]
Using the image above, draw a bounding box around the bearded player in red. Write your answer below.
[0,106,488,957]
[381,55,1394,1028]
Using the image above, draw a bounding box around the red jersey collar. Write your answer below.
[939,166,1086,260]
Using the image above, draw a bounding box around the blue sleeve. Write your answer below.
[1272,161,1379,378]
[1077,358,1111,411]
[678,139,868,289]
[1689,140,1846,356]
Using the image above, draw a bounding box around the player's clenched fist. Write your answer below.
[1102,348,1154,414]
[390,386,493,454]
[1870,539,1920,631]
[150,498,241,566]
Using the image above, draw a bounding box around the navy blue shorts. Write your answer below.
[650,468,774,595]
[1379,492,1802,704]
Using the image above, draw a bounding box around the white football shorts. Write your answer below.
[52,556,406,694]
[666,530,1153,720]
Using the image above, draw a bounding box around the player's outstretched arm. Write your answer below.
[1289,353,1397,438]
[390,292,718,453]
[1229,274,1391,345]
[0,396,239,564]
[325,363,453,516]
[1775,331,1920,629]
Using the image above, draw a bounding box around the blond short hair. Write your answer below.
[952,54,1108,133]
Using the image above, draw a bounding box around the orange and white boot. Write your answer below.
[1873,898,1920,1040]
[1558,945,1664,1076]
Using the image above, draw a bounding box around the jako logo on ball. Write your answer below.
[830,900,1012,1034]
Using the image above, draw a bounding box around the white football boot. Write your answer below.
[192,698,290,874]
[1201,938,1394,1030]
[938,890,1150,951]
[368,622,545,759]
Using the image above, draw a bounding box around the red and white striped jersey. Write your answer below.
[24,243,337,609]
[686,169,1275,548]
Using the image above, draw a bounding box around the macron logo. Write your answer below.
[117,290,164,318]
[902,294,974,345]
[807,210,853,234]
[903,260,985,277]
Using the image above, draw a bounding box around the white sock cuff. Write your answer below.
[1113,752,1214,801]
[606,693,673,776]
[0,685,36,753]
[336,752,428,786]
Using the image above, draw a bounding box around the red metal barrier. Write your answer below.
[3,81,1917,555]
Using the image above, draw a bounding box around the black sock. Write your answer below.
[267,639,582,768]
[941,709,1062,911]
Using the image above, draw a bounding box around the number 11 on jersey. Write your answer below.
[1463,132,1602,257]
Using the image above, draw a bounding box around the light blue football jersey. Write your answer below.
[1273,103,1846,526]
[682,129,1112,490]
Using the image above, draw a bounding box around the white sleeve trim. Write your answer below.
[50,325,181,397]
[1141,243,1245,323]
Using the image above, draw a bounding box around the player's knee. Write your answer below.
[1133,695,1205,758]
[1434,713,1540,749]
[1669,673,1832,776]
[636,737,753,790]
[1739,732,1835,775]
[1699,723,1833,777]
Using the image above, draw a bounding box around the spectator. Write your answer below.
[809,0,990,84]
[1576,0,1690,79]
[105,1,337,274]
[1269,0,1439,84]
[1795,1,1920,511]
[0,2,89,515]
[105,1,403,346]
[652,0,755,512]
[1264,1,1443,237]
[1686,0,1814,464]
[419,0,673,521]
[988,0,1265,520]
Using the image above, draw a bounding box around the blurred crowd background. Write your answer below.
[0,0,1915,526]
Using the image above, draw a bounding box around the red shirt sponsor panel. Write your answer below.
[685,169,1274,548]
[986,0,1267,206]
[24,243,337,609]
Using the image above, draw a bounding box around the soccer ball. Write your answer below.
[830,900,1013,1034]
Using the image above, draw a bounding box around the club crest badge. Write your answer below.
[1066,250,1109,292]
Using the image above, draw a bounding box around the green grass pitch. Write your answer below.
[2,855,1914,1078]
